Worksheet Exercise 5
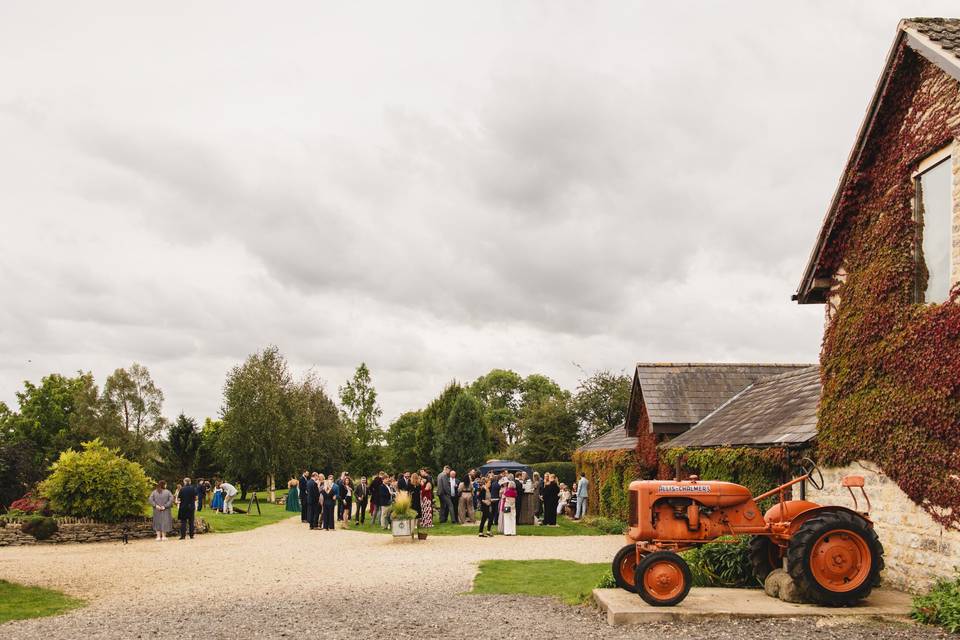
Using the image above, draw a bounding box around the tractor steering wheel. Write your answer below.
[799,457,824,490]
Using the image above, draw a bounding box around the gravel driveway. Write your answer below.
[0,517,946,640]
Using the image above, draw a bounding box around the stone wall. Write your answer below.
[807,461,960,594]
[0,516,209,546]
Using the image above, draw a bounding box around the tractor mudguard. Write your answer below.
[781,504,873,536]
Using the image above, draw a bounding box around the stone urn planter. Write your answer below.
[388,490,418,542]
[391,517,416,542]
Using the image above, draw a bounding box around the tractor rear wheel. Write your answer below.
[612,544,639,592]
[787,511,884,605]
[633,551,692,606]
[749,536,781,583]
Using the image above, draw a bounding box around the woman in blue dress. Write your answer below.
[210,482,224,512]
[285,478,300,512]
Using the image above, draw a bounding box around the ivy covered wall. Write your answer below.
[815,45,960,529]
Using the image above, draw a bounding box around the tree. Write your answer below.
[8,372,117,469]
[0,439,38,508]
[156,413,202,482]
[437,393,488,473]
[296,375,350,475]
[195,418,224,479]
[520,373,569,409]
[573,369,631,441]
[338,363,384,476]
[219,346,300,501]
[516,397,580,463]
[416,382,463,470]
[469,369,523,447]
[386,411,421,472]
[101,363,166,461]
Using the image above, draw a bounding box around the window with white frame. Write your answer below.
[915,147,954,303]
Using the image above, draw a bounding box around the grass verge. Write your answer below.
[348,513,605,536]
[0,580,84,624]
[199,492,298,534]
[470,559,608,605]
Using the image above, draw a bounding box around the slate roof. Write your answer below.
[906,18,960,56]
[662,366,821,449]
[576,424,637,453]
[625,363,810,435]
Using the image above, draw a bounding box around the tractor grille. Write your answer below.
[628,489,638,526]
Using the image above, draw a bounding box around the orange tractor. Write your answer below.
[611,459,884,607]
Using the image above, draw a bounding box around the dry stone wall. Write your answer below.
[808,461,960,594]
[0,516,209,546]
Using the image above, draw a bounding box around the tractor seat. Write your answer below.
[841,475,864,488]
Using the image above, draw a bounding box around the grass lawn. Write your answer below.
[0,580,84,624]
[348,512,605,536]
[200,492,298,534]
[470,559,608,605]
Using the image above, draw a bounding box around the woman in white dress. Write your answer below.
[501,473,518,536]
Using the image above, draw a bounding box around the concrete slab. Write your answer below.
[593,587,913,626]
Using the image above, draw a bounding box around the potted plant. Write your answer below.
[389,491,417,542]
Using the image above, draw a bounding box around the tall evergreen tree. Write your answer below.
[338,363,384,476]
[156,413,202,482]
[386,411,421,472]
[416,382,463,470]
[437,393,488,473]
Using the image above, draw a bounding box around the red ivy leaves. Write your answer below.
[819,46,960,529]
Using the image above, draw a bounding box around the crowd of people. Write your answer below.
[148,466,591,542]
[284,466,591,537]
[149,477,240,540]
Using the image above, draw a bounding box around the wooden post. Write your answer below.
[267,473,276,504]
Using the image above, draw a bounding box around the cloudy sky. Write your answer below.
[1,1,956,424]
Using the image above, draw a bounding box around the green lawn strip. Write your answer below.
[348,513,604,536]
[470,559,609,605]
[201,493,297,534]
[0,580,84,624]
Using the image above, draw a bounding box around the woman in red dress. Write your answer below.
[420,477,434,529]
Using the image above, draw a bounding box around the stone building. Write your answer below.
[574,363,809,517]
[794,18,960,592]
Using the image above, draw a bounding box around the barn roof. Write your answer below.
[576,424,637,453]
[795,17,960,303]
[625,363,810,436]
[662,366,821,449]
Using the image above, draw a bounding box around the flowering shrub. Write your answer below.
[8,492,49,515]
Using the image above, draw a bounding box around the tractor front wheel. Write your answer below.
[612,544,639,592]
[787,511,884,605]
[634,551,692,607]
[749,535,782,583]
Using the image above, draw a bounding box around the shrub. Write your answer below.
[595,570,616,589]
[913,572,960,632]
[9,492,49,515]
[21,516,58,540]
[682,536,757,588]
[584,515,626,535]
[529,461,576,486]
[39,439,152,523]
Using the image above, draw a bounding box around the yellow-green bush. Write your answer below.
[40,440,152,523]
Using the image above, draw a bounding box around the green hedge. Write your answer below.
[528,462,576,486]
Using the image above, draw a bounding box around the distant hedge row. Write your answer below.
[528,461,575,487]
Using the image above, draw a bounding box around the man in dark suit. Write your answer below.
[436,465,451,523]
[397,472,410,493]
[307,472,321,529]
[195,478,207,512]
[299,470,310,523]
[177,477,199,540]
[354,476,368,524]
